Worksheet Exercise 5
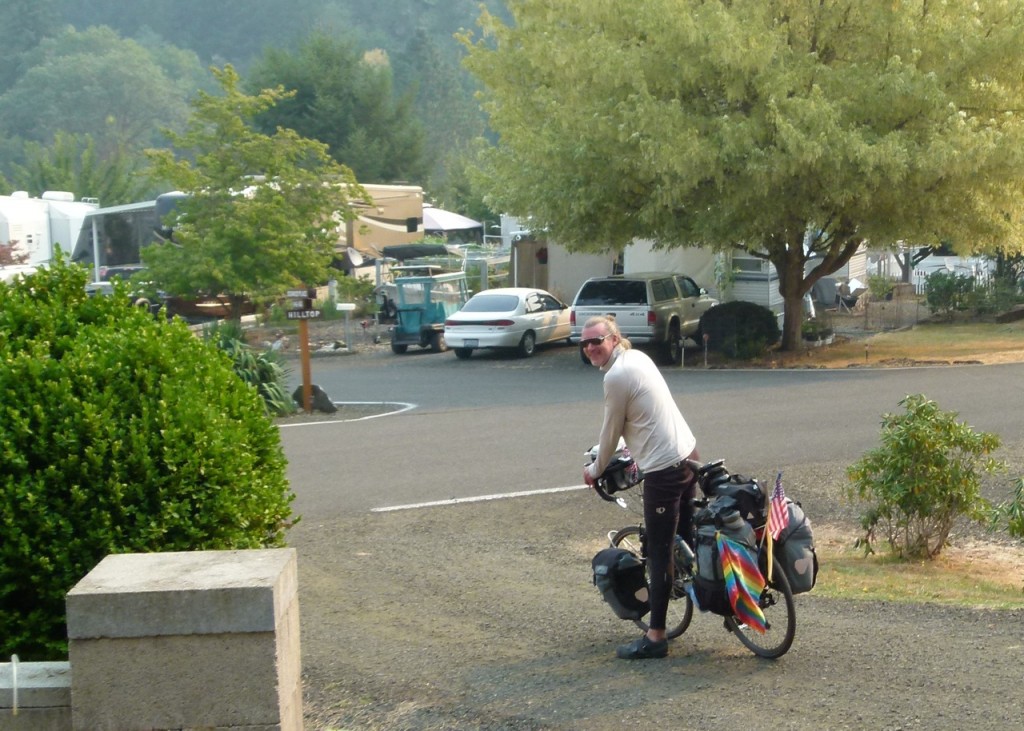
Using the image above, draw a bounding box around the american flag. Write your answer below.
[767,472,790,541]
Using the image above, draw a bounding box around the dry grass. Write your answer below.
[812,321,1024,368]
[729,314,1024,370]
[814,525,1024,607]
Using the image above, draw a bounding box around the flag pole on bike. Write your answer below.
[765,472,790,582]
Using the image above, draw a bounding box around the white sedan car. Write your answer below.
[444,287,572,359]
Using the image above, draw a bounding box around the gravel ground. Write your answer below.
[291,453,1024,731]
[274,318,1024,731]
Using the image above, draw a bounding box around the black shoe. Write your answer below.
[616,635,669,660]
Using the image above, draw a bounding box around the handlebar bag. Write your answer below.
[591,547,650,620]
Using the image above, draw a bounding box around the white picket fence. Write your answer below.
[912,257,995,295]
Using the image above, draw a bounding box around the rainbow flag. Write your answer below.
[717,532,767,633]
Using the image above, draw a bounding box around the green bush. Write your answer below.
[991,477,1024,539]
[332,273,376,312]
[963,279,1022,316]
[866,273,895,301]
[925,271,974,320]
[801,315,834,341]
[845,394,1003,559]
[699,300,780,359]
[0,259,295,660]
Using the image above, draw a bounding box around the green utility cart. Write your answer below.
[390,270,470,354]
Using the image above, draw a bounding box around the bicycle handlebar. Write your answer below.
[591,476,621,503]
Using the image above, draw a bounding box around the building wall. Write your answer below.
[540,241,615,303]
[623,241,719,297]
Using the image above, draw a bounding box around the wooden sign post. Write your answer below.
[285,288,321,413]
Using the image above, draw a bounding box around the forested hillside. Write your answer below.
[0,0,507,210]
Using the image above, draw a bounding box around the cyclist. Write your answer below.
[581,315,699,660]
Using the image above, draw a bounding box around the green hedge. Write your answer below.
[0,259,294,660]
[699,300,781,359]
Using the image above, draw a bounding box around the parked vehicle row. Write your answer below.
[388,269,718,362]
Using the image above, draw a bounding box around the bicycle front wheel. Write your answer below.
[610,526,693,640]
[724,563,796,658]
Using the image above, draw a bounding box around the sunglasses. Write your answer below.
[580,334,612,348]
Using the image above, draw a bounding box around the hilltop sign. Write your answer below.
[282,286,321,412]
[286,309,322,320]
[284,287,321,320]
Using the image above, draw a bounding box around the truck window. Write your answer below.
[575,280,647,306]
[650,278,677,303]
[675,275,699,298]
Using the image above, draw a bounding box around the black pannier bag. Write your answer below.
[776,499,818,594]
[692,507,758,616]
[592,547,650,620]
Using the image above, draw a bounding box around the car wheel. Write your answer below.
[391,342,408,354]
[518,331,537,357]
[454,348,473,360]
[430,332,448,353]
[660,324,682,365]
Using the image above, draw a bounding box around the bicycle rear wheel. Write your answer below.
[610,526,693,640]
[724,564,796,658]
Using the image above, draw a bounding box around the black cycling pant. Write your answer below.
[642,459,697,632]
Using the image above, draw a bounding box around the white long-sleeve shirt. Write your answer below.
[586,347,696,479]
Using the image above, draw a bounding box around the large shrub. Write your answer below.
[0,259,295,660]
[925,270,974,320]
[846,394,1003,559]
[699,300,780,359]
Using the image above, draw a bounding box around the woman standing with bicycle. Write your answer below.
[581,315,700,660]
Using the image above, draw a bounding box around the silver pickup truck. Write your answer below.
[570,272,718,365]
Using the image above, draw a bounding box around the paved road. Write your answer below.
[280,345,1024,516]
[281,346,1024,730]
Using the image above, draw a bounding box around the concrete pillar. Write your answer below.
[66,548,301,731]
[0,661,71,731]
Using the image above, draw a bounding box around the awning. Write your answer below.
[423,206,482,233]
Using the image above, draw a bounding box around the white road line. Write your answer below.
[372,484,589,512]
[277,401,415,427]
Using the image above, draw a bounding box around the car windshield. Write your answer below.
[574,280,648,306]
[460,294,520,313]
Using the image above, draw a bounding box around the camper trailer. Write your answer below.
[340,184,424,264]
[0,191,99,269]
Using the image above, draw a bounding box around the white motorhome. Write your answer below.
[0,191,99,268]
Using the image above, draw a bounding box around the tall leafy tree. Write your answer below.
[392,27,485,186]
[246,32,428,184]
[0,26,202,155]
[0,0,57,92]
[144,65,364,321]
[463,0,1024,350]
[58,0,324,70]
[12,132,150,205]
